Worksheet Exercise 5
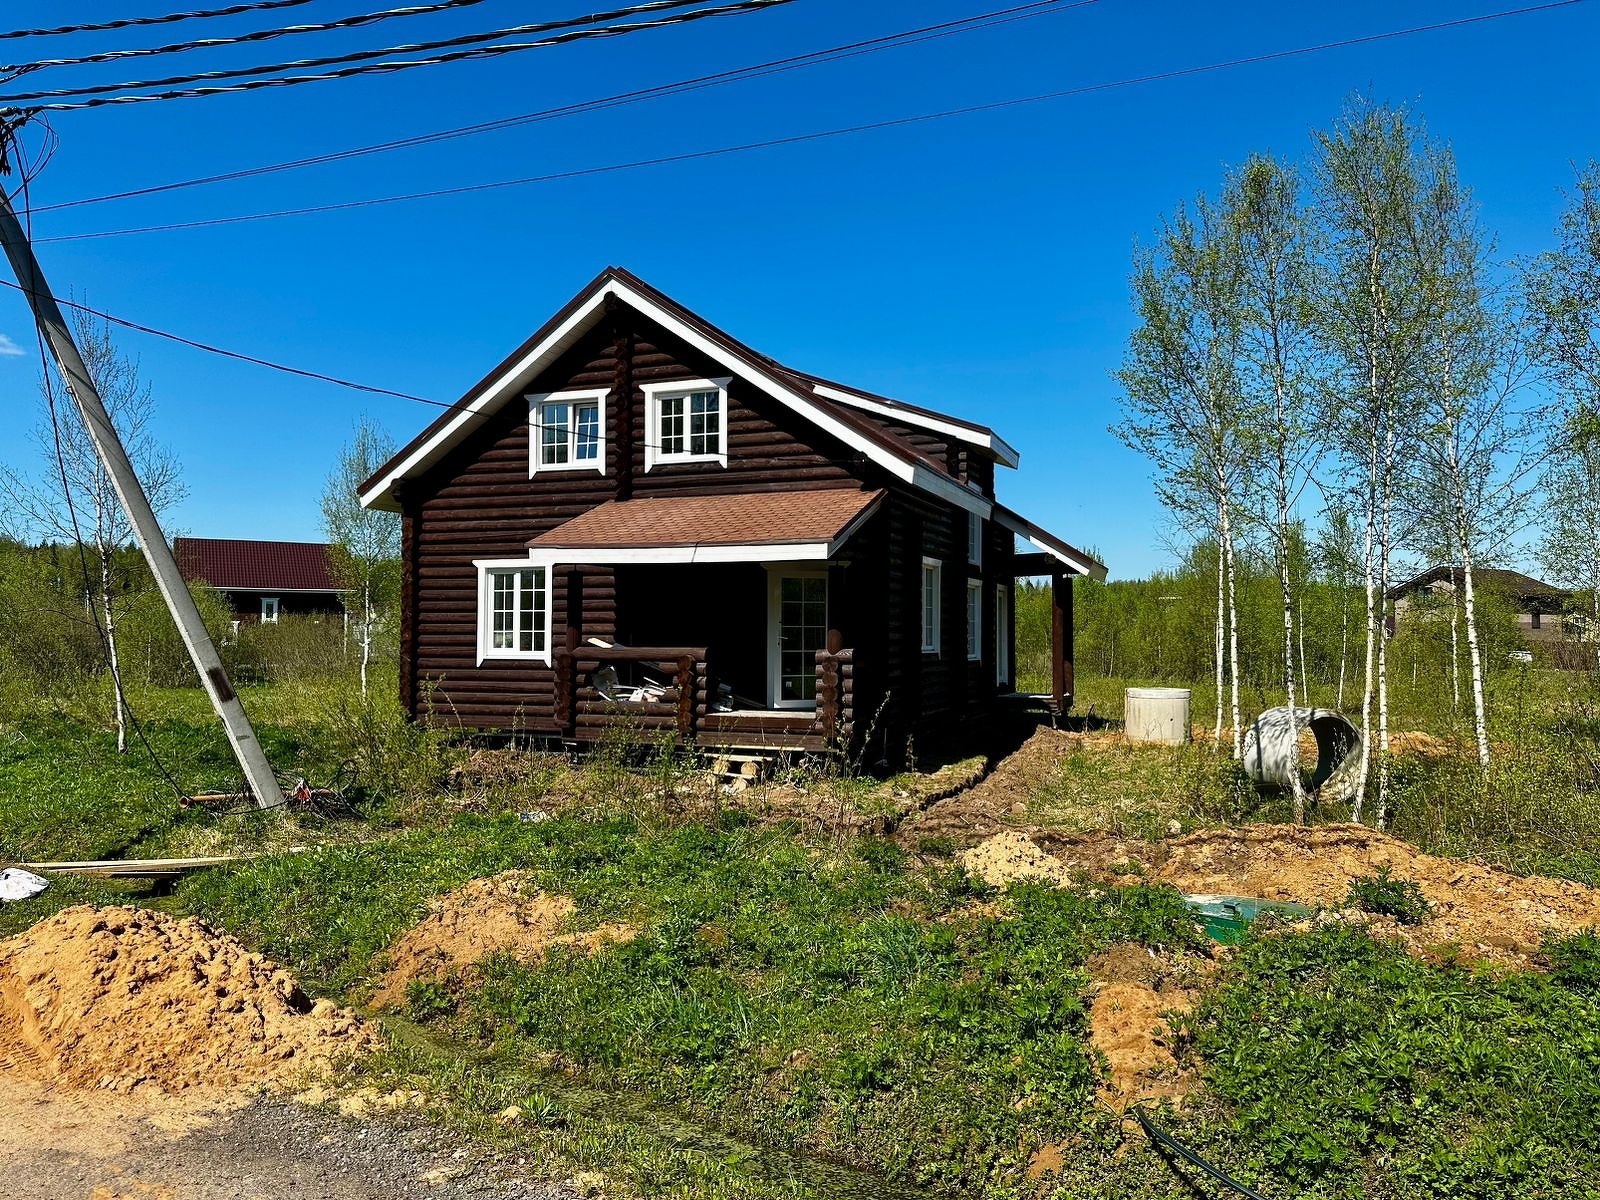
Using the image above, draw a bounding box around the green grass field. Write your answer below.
[4,674,1600,1198]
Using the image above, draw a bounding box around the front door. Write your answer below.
[767,570,828,709]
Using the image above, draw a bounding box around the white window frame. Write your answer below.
[921,557,942,655]
[474,557,553,665]
[643,376,731,470]
[966,579,982,661]
[261,596,280,624]
[967,511,983,568]
[528,388,607,475]
[995,582,1011,686]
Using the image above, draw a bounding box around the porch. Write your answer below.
[551,640,855,751]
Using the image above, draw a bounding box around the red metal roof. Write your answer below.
[174,537,341,593]
[527,488,883,551]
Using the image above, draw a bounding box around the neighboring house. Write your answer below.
[174,537,343,625]
[359,267,1104,754]
[1386,566,1574,643]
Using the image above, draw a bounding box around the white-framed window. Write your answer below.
[529,389,606,474]
[643,377,730,470]
[966,579,982,661]
[921,557,942,654]
[967,511,983,567]
[261,596,280,624]
[475,559,550,663]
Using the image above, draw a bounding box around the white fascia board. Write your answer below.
[812,383,1022,469]
[993,509,1107,581]
[610,282,925,486]
[532,542,833,565]
[360,276,989,518]
[359,290,613,511]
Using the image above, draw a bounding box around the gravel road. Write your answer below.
[6,1086,578,1200]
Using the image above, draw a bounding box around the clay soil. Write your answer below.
[1084,943,1206,1110]
[372,871,634,1008]
[0,905,377,1094]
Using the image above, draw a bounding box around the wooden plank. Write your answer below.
[23,854,247,878]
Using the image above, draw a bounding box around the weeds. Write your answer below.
[1345,866,1434,925]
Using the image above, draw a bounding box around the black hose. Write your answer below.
[1132,1105,1268,1200]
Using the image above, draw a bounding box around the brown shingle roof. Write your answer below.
[527,488,882,552]
[174,537,340,593]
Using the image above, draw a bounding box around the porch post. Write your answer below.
[1051,572,1075,714]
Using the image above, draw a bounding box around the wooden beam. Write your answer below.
[1011,552,1059,577]
[23,855,247,878]
[1051,571,1067,715]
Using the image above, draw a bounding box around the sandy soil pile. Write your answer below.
[1160,823,1600,964]
[1084,943,1203,1110]
[0,906,377,1093]
[959,828,1150,889]
[372,871,633,1007]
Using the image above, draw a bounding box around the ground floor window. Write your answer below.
[261,596,280,623]
[967,580,982,660]
[921,558,942,654]
[478,562,549,662]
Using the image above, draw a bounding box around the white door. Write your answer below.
[767,570,828,709]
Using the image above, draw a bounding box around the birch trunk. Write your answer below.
[1448,582,1461,712]
[1222,498,1244,758]
[1337,585,1349,710]
[1454,509,1492,767]
[1375,425,1396,828]
[1281,534,1306,821]
[359,578,372,699]
[1354,437,1379,824]
[1214,501,1226,747]
[102,547,127,755]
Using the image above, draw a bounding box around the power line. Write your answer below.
[8,0,522,73]
[0,0,792,109]
[32,0,1590,245]
[32,0,1087,215]
[0,274,437,404]
[0,0,317,42]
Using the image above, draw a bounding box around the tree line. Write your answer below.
[1114,95,1600,823]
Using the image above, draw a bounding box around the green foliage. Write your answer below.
[1345,866,1434,925]
[1180,925,1600,1198]
[1547,929,1600,994]
[182,812,1207,1193]
[405,976,457,1022]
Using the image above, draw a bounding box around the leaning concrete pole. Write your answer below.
[0,184,284,809]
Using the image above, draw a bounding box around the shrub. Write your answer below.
[1345,866,1433,924]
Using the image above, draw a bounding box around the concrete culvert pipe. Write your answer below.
[1241,707,1363,805]
[1125,688,1192,745]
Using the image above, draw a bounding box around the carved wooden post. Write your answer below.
[676,653,696,745]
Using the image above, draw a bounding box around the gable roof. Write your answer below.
[360,267,1105,581]
[360,267,990,517]
[1387,565,1570,605]
[174,537,340,593]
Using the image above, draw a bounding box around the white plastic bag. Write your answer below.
[0,867,49,903]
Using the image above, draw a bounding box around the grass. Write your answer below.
[6,670,1600,1198]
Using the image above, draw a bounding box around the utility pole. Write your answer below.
[0,164,284,809]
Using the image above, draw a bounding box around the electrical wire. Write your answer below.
[0,0,794,109]
[31,0,1088,215]
[0,273,437,403]
[8,0,532,74]
[29,0,1589,245]
[0,0,317,42]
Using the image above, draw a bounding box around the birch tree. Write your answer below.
[1538,406,1600,658]
[1403,149,1532,770]
[0,307,185,752]
[1528,163,1600,656]
[1229,154,1321,820]
[1115,194,1250,754]
[322,418,400,698]
[1312,99,1432,823]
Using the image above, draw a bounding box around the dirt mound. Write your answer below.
[1157,823,1600,965]
[1084,944,1203,1110]
[0,906,376,1093]
[372,871,633,1008]
[901,727,1100,847]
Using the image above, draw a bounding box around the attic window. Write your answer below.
[643,378,730,470]
[529,389,606,474]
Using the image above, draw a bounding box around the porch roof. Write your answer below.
[526,487,884,564]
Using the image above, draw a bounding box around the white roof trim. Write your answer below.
[360,277,992,520]
[994,508,1107,581]
[812,383,1021,469]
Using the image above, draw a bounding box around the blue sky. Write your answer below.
[0,0,1596,579]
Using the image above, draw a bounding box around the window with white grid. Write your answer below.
[478,563,549,662]
[529,390,605,474]
[643,378,730,469]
